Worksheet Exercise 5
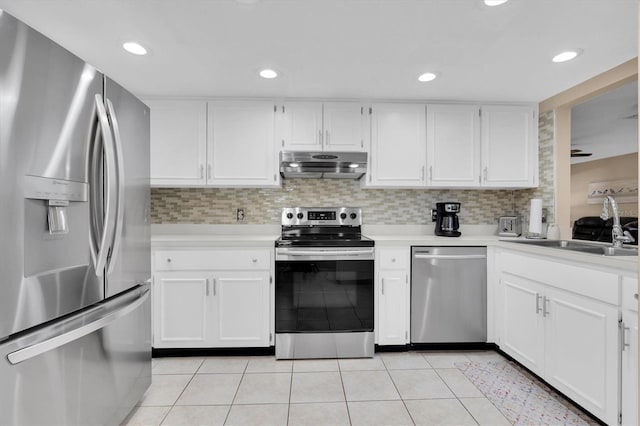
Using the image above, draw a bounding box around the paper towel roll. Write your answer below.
[529,199,543,234]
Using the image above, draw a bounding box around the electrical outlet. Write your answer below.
[236,208,245,222]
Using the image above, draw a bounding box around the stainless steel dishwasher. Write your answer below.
[411,246,487,344]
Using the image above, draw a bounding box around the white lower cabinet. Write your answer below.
[154,272,210,347]
[543,287,618,422]
[621,276,638,426]
[212,271,270,347]
[501,273,545,375]
[152,248,273,349]
[497,249,620,425]
[376,247,410,345]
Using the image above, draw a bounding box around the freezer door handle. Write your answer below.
[88,94,117,277]
[105,99,126,274]
[413,254,486,260]
[7,289,150,365]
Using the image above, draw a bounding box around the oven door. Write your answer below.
[275,247,374,334]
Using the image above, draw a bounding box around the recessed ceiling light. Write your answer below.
[418,72,438,82]
[484,0,509,6]
[122,42,147,56]
[259,69,278,79]
[552,49,583,63]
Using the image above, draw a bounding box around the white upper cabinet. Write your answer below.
[207,101,279,187]
[481,105,538,188]
[280,101,366,152]
[367,103,426,187]
[279,102,323,151]
[148,100,207,187]
[322,102,367,151]
[426,104,480,187]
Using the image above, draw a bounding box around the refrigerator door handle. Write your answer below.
[7,289,150,365]
[105,98,125,274]
[88,94,118,277]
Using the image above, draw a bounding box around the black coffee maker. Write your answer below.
[434,202,461,237]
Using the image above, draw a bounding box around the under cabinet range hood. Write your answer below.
[279,151,368,179]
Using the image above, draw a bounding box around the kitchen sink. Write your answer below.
[505,240,638,256]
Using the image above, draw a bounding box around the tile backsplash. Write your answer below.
[151,110,555,226]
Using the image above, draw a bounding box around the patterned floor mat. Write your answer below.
[455,360,600,426]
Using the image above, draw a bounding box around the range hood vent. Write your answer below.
[280,151,368,179]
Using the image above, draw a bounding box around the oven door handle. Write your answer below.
[281,250,374,256]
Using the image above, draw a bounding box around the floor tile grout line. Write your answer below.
[222,358,249,425]
[432,366,482,426]
[337,359,354,425]
[384,361,417,426]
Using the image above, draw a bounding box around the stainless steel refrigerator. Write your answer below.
[0,10,151,425]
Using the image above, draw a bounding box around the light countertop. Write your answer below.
[151,224,638,272]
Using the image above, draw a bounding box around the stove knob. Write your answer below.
[286,212,294,219]
[350,213,357,220]
[340,213,347,220]
[297,212,304,219]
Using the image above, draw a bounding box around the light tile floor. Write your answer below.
[120,350,578,426]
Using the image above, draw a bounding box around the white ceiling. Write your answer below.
[0,0,637,102]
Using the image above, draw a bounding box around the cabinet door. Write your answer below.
[153,272,210,348]
[207,101,278,187]
[211,271,270,347]
[621,276,637,426]
[368,103,426,187]
[544,287,618,425]
[481,105,538,188]
[622,309,638,426]
[280,102,323,151]
[378,270,409,345]
[501,273,545,375]
[322,102,366,152]
[148,100,207,186]
[426,104,480,187]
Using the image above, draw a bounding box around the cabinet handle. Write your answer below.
[381,279,385,295]
[483,167,488,181]
[207,164,212,180]
[206,279,210,296]
[325,130,329,145]
[635,293,638,300]
[200,165,204,179]
[535,293,542,314]
[622,323,631,351]
[213,278,217,296]
[319,130,323,146]
[166,258,172,263]
[252,258,258,263]
[429,166,433,182]
[542,296,550,317]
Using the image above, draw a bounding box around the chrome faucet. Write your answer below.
[600,195,635,248]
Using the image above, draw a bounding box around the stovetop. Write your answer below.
[275,234,374,248]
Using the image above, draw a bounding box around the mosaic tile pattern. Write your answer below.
[151,110,556,226]
[514,110,555,225]
[456,360,597,426]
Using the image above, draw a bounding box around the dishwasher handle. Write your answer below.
[413,253,486,260]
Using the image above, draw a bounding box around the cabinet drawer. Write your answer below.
[154,249,271,271]
[622,276,639,312]
[378,248,409,270]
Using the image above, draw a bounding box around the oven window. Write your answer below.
[276,260,374,333]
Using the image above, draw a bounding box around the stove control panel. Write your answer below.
[281,207,362,226]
